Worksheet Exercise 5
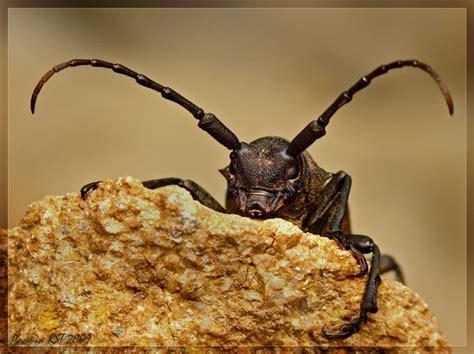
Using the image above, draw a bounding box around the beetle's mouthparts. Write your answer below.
[244,198,270,217]
[248,209,266,218]
[241,189,284,218]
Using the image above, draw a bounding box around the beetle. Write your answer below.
[30,58,453,339]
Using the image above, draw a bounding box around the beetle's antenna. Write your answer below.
[31,59,241,151]
[287,59,454,156]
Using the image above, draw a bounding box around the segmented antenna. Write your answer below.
[31,59,241,151]
[287,60,454,156]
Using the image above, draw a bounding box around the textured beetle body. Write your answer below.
[221,136,346,233]
[30,58,453,340]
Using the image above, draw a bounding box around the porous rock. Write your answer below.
[0,229,6,346]
[8,177,448,348]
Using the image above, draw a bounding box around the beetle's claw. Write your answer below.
[322,317,365,340]
[80,181,101,200]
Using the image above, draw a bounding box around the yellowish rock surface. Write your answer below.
[8,177,448,348]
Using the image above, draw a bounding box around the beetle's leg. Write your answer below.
[80,181,102,199]
[303,171,368,275]
[320,233,382,339]
[380,254,405,284]
[141,178,226,213]
[348,235,405,283]
[303,171,384,339]
[80,178,226,213]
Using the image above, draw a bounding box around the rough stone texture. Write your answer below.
[0,229,6,347]
[8,177,448,349]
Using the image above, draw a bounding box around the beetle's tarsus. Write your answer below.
[322,315,367,340]
[80,181,102,200]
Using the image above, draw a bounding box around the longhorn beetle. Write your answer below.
[31,59,453,339]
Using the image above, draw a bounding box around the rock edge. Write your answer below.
[8,177,448,348]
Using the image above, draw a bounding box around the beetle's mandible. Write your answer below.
[30,58,453,339]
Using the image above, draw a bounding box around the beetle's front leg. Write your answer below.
[323,233,382,339]
[141,178,226,213]
[303,171,368,275]
[303,171,386,339]
[80,178,226,213]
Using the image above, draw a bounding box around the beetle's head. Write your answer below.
[220,137,302,218]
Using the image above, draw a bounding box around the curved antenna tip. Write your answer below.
[30,96,36,114]
[445,93,454,116]
[443,86,454,116]
[448,100,454,116]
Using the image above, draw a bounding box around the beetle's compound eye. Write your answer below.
[229,163,236,175]
[287,163,298,179]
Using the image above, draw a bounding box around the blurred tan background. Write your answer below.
[7,8,466,345]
